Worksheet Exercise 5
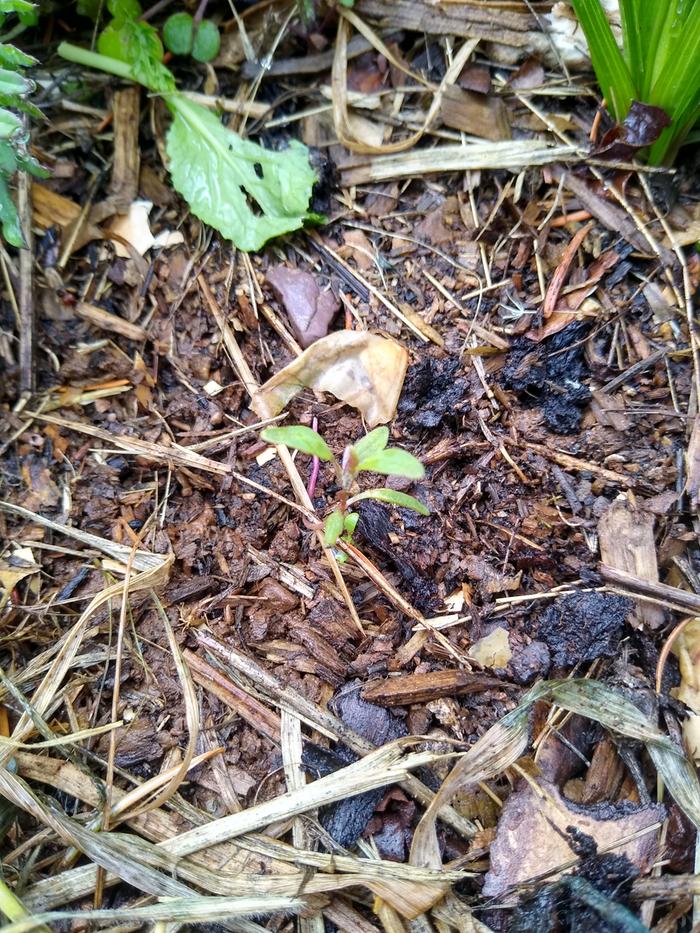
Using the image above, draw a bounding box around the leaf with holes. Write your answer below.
[166,96,318,252]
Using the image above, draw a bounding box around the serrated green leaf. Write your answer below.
[0,67,32,97]
[16,149,49,178]
[0,96,42,119]
[166,96,317,252]
[163,12,193,56]
[107,0,141,20]
[0,44,36,69]
[0,1,36,15]
[192,19,220,63]
[0,107,21,139]
[323,509,344,547]
[0,170,23,247]
[352,426,388,463]
[261,425,333,461]
[357,447,425,479]
[348,488,429,515]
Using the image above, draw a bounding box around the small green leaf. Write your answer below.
[0,107,21,139]
[107,0,142,21]
[163,12,194,56]
[352,426,388,463]
[0,171,24,247]
[357,447,425,479]
[0,68,32,98]
[0,44,36,69]
[323,509,344,547]
[192,19,221,63]
[165,96,317,251]
[348,488,429,515]
[0,1,36,16]
[77,0,102,19]
[261,425,333,461]
[343,511,359,535]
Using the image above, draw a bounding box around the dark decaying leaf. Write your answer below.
[593,100,671,161]
[483,777,664,901]
[537,592,631,668]
[398,358,468,429]
[302,686,407,847]
[265,265,339,349]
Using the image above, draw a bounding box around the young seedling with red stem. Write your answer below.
[261,424,428,560]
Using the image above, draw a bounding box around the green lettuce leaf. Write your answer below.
[166,96,317,252]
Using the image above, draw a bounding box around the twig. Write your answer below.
[17,136,34,396]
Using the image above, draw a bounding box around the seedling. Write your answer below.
[261,424,428,559]
[571,0,700,164]
[163,12,220,63]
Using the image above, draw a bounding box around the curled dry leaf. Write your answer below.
[592,100,672,162]
[468,627,512,669]
[252,330,409,427]
[668,618,700,761]
[266,265,340,349]
[106,200,184,258]
[483,778,665,901]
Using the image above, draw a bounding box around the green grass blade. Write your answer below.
[618,0,644,90]
[641,1,678,98]
[647,3,700,163]
[571,0,636,119]
[648,0,696,94]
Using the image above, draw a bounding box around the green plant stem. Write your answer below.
[57,41,136,83]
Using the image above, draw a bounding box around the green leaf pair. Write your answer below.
[261,424,425,483]
[163,12,220,63]
[571,0,700,164]
[323,509,359,547]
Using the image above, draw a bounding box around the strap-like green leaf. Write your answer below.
[261,425,334,461]
[323,509,344,547]
[352,426,389,463]
[357,447,425,479]
[348,488,429,515]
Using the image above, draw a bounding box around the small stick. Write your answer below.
[307,416,320,499]
[18,140,34,396]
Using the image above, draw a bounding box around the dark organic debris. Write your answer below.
[357,499,439,613]
[302,685,407,847]
[330,682,408,745]
[537,592,631,669]
[398,357,468,429]
[502,322,592,433]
